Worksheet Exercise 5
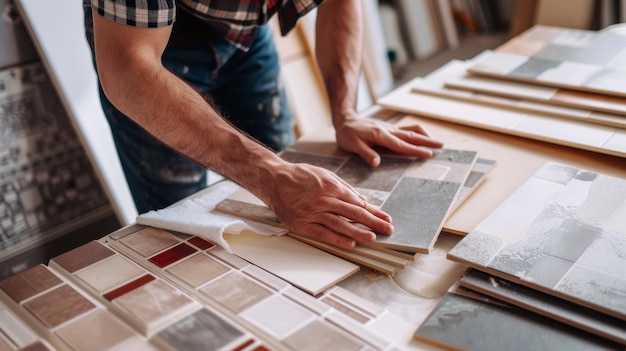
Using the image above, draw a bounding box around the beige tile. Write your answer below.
[166,254,229,288]
[119,227,179,257]
[55,310,135,351]
[76,255,144,292]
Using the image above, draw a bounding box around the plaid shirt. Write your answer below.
[90,0,323,50]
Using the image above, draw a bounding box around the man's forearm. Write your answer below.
[315,0,363,127]
[93,16,285,204]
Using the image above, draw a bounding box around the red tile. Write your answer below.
[103,274,155,301]
[231,339,254,351]
[188,236,214,250]
[148,243,197,268]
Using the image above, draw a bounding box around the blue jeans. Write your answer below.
[84,7,294,214]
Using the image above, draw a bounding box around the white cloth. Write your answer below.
[136,181,287,253]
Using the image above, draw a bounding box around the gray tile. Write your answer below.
[534,163,578,184]
[533,44,583,62]
[335,156,413,192]
[460,270,626,345]
[158,309,244,351]
[377,178,459,251]
[447,230,503,266]
[557,266,626,319]
[524,254,573,288]
[509,57,562,78]
[415,293,621,351]
[543,218,601,263]
[280,150,345,171]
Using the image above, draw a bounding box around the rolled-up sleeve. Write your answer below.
[91,0,175,27]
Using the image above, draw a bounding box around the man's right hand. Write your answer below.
[263,162,393,249]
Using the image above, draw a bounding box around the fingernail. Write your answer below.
[372,155,381,167]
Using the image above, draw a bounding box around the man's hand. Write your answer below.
[335,113,444,167]
[264,162,393,250]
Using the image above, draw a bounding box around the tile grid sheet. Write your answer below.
[0,263,151,351]
[106,227,395,350]
[448,162,626,322]
[0,225,403,350]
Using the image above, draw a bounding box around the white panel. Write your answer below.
[16,0,137,224]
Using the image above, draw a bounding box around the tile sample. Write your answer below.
[467,26,626,97]
[112,279,199,335]
[0,265,62,303]
[75,255,144,293]
[414,293,622,351]
[23,285,96,328]
[0,305,38,349]
[240,295,315,339]
[49,241,115,274]
[448,162,626,321]
[119,227,179,257]
[283,319,363,351]
[225,231,359,296]
[218,149,476,254]
[166,253,229,288]
[55,310,135,351]
[148,243,197,268]
[199,271,273,314]
[460,269,626,345]
[411,59,626,129]
[378,79,626,158]
[156,309,245,351]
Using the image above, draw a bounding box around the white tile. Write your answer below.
[602,200,626,235]
[208,247,250,270]
[242,265,290,292]
[603,130,626,152]
[240,295,315,339]
[363,311,417,347]
[537,62,603,86]
[329,287,385,317]
[512,114,616,147]
[75,255,144,292]
[606,47,626,72]
[517,100,590,119]
[225,232,358,296]
[447,76,558,100]
[476,177,563,242]
[325,311,391,350]
[0,309,37,348]
[469,51,528,75]
[282,287,333,316]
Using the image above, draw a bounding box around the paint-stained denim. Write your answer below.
[83,7,294,214]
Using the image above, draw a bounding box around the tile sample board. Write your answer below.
[445,67,626,117]
[448,162,626,321]
[0,227,406,350]
[460,269,626,345]
[218,148,477,253]
[466,25,626,97]
[411,59,626,129]
[378,78,626,158]
[413,292,622,351]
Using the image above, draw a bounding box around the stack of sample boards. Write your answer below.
[215,143,496,275]
[378,25,626,159]
[412,162,626,350]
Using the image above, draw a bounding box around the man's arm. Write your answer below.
[315,0,444,167]
[92,12,393,249]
